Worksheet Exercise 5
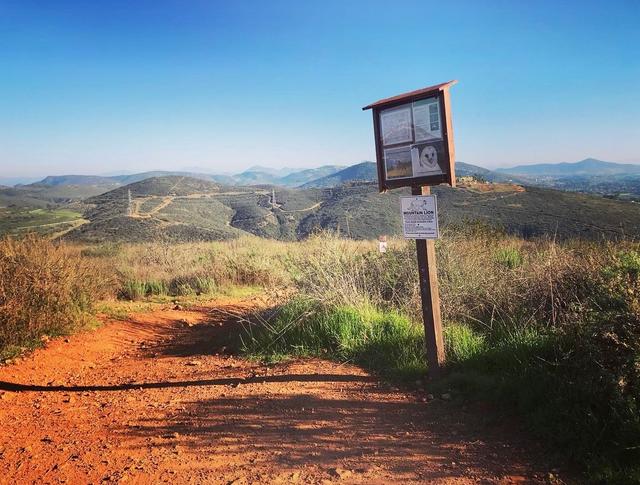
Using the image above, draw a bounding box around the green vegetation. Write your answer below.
[1,227,638,481]
[21,175,639,243]
[0,207,84,237]
[243,298,426,381]
[238,231,640,483]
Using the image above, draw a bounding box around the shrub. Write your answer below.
[0,235,114,358]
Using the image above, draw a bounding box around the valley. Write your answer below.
[3,174,640,242]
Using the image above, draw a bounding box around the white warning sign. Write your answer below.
[400,195,439,239]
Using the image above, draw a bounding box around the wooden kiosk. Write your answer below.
[363,80,458,376]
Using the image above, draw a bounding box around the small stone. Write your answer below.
[64,338,70,343]
[441,393,452,401]
[186,360,201,366]
[330,467,352,479]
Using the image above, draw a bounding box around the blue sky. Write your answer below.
[1,0,638,177]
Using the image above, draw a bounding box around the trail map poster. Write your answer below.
[400,195,439,239]
[380,106,413,146]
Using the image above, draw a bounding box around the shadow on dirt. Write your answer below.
[121,391,527,481]
[0,373,374,393]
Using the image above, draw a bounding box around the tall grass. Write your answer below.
[242,297,426,382]
[239,230,640,483]
[0,235,114,358]
[83,237,296,300]
[2,230,638,481]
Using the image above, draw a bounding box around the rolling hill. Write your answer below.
[53,175,640,243]
[302,162,377,188]
[31,166,345,189]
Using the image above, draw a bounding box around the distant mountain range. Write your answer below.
[2,158,640,211]
[496,158,640,177]
[302,162,377,188]
[56,174,640,243]
[27,165,347,189]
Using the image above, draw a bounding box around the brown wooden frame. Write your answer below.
[363,80,457,192]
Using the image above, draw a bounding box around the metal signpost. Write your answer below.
[363,80,457,377]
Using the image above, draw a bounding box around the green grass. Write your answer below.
[440,324,640,484]
[0,207,83,236]
[242,297,427,383]
[495,247,523,268]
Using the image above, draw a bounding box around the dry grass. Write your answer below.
[0,235,114,358]
[2,231,638,480]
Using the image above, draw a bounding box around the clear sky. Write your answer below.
[1,0,638,177]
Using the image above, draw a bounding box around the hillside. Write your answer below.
[56,175,640,243]
[302,162,377,188]
[277,165,344,186]
[39,175,119,186]
[0,183,114,208]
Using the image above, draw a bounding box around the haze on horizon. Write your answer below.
[1,0,638,178]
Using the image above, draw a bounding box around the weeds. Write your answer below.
[0,235,114,359]
[2,231,639,481]
[237,230,640,482]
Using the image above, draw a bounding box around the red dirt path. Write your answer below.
[0,297,561,484]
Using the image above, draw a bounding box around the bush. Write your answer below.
[0,235,114,358]
[495,247,523,268]
[440,246,640,483]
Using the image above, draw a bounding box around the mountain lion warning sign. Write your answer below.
[400,195,439,239]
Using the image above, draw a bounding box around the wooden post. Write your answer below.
[412,185,446,377]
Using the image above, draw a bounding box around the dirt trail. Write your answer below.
[0,297,558,484]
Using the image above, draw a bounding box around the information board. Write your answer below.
[400,195,439,239]
[380,96,446,182]
[363,80,457,191]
